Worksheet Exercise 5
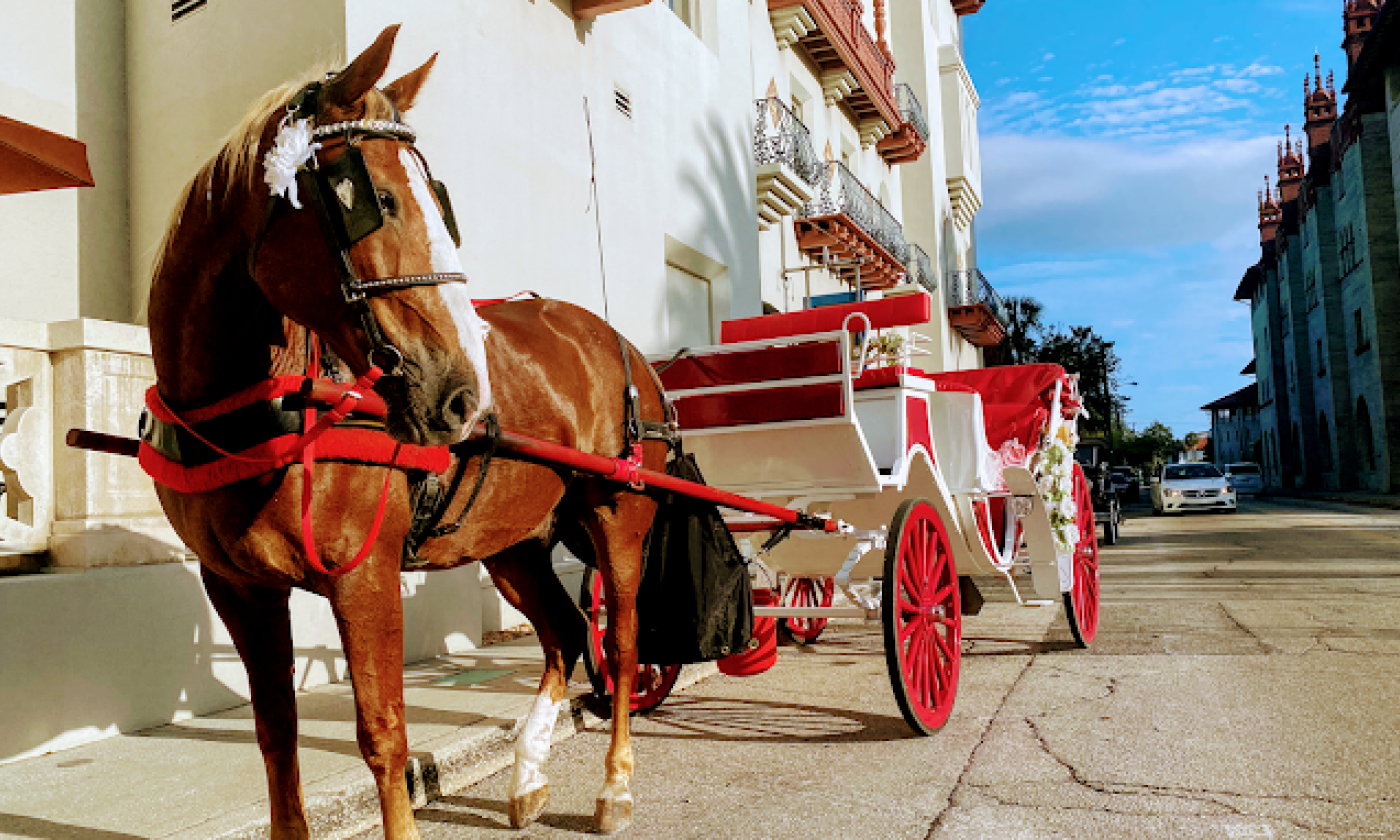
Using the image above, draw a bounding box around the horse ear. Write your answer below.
[325,24,400,109]
[383,53,437,112]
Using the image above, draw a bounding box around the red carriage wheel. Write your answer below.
[579,569,681,713]
[779,576,836,644]
[882,498,961,736]
[1065,465,1101,647]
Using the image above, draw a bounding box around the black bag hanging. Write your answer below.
[635,452,754,665]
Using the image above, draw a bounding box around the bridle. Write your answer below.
[248,79,466,377]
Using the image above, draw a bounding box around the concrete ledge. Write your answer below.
[171,661,718,840]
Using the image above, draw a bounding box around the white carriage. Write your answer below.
[633,290,1102,733]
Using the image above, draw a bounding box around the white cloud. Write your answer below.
[982,63,1288,140]
[980,133,1274,251]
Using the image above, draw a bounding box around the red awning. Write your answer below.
[0,114,95,195]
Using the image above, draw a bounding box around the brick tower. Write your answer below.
[1303,53,1337,152]
[1343,0,1381,70]
[1259,176,1282,244]
[1277,125,1305,203]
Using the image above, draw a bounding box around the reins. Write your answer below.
[297,339,399,578]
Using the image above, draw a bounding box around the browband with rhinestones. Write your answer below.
[312,120,417,143]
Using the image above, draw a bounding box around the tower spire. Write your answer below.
[1303,55,1338,152]
[1259,174,1281,245]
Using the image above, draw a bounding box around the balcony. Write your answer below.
[945,269,1008,347]
[877,84,929,165]
[573,0,651,18]
[754,97,823,229]
[767,0,900,145]
[901,243,936,295]
[795,160,908,289]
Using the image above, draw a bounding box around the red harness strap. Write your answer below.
[145,364,415,578]
[296,348,394,578]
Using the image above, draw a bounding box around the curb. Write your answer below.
[1259,492,1400,511]
[171,662,718,840]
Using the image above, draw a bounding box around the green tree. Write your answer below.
[1033,325,1125,440]
[1001,295,1046,365]
[1117,422,1178,469]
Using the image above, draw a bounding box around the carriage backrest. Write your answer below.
[719,292,932,344]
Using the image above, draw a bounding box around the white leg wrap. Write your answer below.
[596,778,633,805]
[510,693,565,799]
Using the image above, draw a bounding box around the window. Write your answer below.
[1339,223,1362,276]
[1305,268,1319,311]
[665,263,712,349]
[1354,308,1371,354]
[1316,339,1326,377]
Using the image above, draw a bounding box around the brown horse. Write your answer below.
[147,27,665,838]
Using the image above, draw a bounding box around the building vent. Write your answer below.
[614,87,632,119]
[172,0,207,22]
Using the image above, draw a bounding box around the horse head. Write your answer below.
[247,26,490,446]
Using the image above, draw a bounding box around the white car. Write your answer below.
[1223,462,1264,495]
[1151,463,1237,514]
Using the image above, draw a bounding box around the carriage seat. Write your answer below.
[720,292,932,344]
[925,364,1070,454]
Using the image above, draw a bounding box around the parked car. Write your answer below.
[1223,462,1263,495]
[1110,467,1140,503]
[1151,463,1237,514]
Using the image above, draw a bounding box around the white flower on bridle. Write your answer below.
[263,116,321,210]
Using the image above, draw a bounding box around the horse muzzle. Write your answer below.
[377,363,482,447]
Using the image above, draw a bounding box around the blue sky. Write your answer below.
[963,0,1343,435]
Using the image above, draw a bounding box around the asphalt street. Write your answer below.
[356,497,1400,840]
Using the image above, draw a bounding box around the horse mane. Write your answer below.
[149,65,400,292]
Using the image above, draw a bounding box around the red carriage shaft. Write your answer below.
[65,396,839,535]
[473,425,839,533]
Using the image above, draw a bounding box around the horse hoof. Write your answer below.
[594,797,632,834]
[509,785,549,829]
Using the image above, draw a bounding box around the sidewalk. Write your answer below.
[1258,488,1400,510]
[0,634,714,840]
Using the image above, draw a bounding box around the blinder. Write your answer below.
[251,78,471,377]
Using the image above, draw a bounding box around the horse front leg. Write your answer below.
[200,568,308,838]
[483,541,588,829]
[327,554,420,840]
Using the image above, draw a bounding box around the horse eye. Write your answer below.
[376,190,398,216]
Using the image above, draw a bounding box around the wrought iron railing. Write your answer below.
[946,269,1009,326]
[902,243,935,293]
[802,160,907,264]
[894,84,929,141]
[753,97,823,188]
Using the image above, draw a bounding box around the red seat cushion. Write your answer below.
[925,364,1070,451]
[721,293,933,343]
[926,363,1069,409]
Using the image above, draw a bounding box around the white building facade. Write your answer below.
[0,0,1002,762]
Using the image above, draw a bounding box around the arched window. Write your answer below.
[1319,412,1333,472]
[1357,396,1376,470]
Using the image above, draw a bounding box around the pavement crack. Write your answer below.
[1219,603,1280,653]
[925,655,1036,839]
[1019,716,1382,836]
